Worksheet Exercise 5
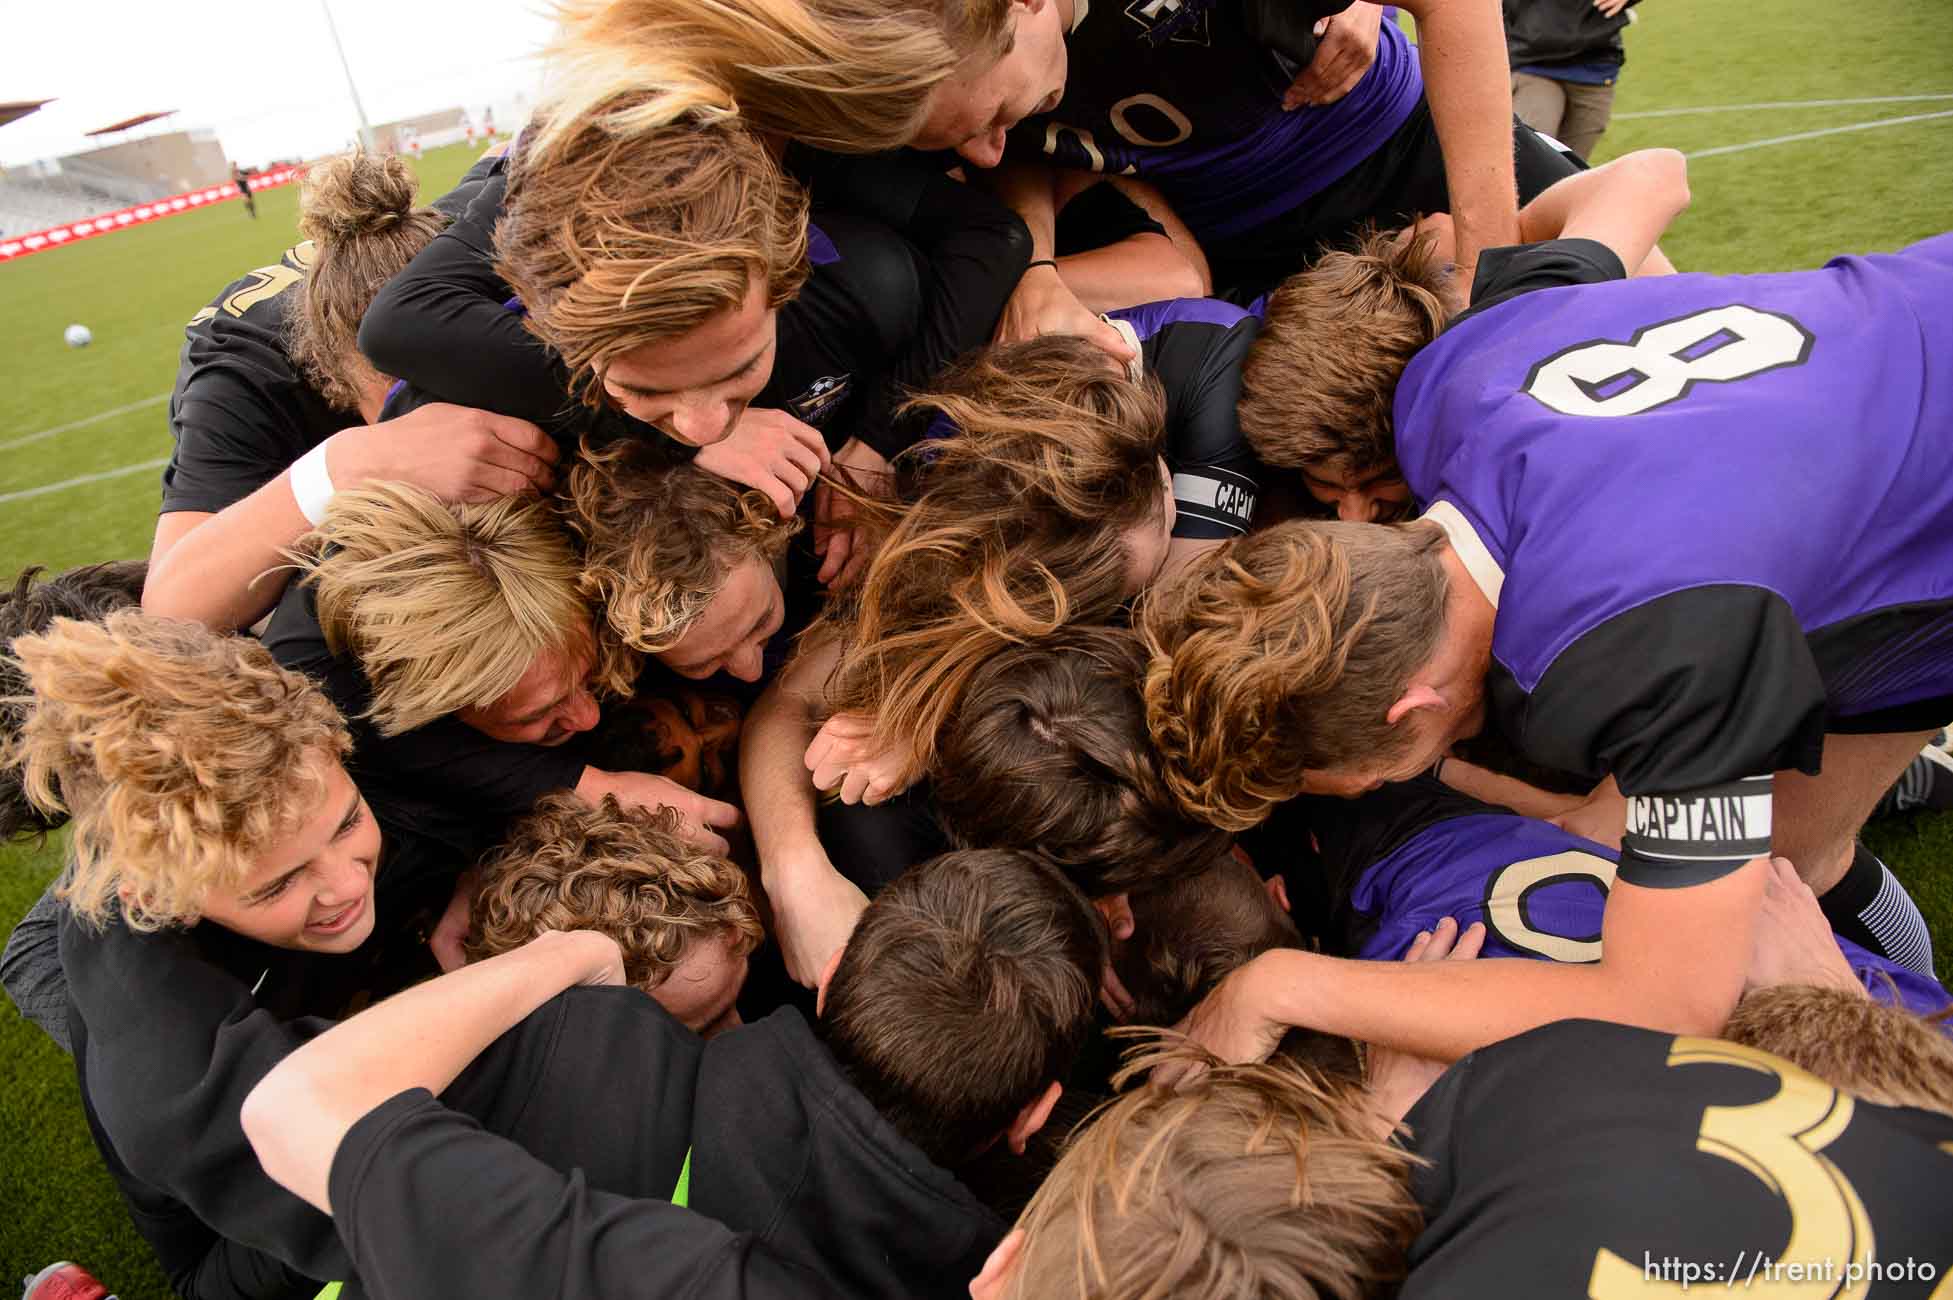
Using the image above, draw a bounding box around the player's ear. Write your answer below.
[1264,874,1292,915]
[1094,892,1135,941]
[1386,684,1447,726]
[814,945,845,1017]
[1006,1080,1063,1154]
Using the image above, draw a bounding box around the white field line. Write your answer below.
[0,456,168,505]
[0,392,169,453]
[1618,92,1953,120]
[1686,108,1953,159]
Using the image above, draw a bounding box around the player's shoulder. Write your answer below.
[186,241,314,335]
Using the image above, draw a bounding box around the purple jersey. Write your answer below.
[1347,807,1952,1026]
[1007,2,1422,244]
[1394,236,1953,885]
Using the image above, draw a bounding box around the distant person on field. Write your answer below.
[1505,0,1641,161]
[232,163,257,220]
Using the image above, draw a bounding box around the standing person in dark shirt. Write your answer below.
[146,151,557,632]
[1139,224,1953,1059]
[1506,0,1640,162]
[230,164,257,220]
[967,1009,1953,1300]
[263,484,739,864]
[241,850,1106,1300]
[4,612,461,1300]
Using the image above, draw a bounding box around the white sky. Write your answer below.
[0,0,560,168]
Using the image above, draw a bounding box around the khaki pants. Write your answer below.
[1512,72,1618,162]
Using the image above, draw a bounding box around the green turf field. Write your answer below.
[4,0,1953,1289]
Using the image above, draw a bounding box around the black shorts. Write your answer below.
[1208,97,1583,302]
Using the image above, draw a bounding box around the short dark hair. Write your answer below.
[1,561,148,840]
[933,628,1233,896]
[820,849,1107,1168]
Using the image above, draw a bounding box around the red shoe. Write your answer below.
[20,1263,112,1300]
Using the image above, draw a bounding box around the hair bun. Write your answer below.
[297,151,420,244]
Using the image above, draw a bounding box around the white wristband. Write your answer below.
[289,440,337,526]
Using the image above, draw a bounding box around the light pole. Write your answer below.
[319,0,376,152]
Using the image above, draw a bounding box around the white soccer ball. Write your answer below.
[64,323,92,348]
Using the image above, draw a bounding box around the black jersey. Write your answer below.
[1006,0,1420,247]
[161,156,494,518]
[60,827,455,1296]
[328,988,1000,1300]
[1403,1020,1953,1297]
[165,240,344,516]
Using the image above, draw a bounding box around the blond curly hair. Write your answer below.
[1004,1035,1422,1300]
[468,791,762,989]
[292,482,639,736]
[3,610,349,931]
[566,442,800,653]
[1137,521,1449,830]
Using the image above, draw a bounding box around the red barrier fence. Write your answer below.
[0,166,300,264]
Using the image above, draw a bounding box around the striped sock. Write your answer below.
[1820,843,1936,977]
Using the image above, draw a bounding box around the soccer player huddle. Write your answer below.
[5,0,1952,1295]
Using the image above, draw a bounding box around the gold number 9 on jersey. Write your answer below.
[1588,1038,1875,1299]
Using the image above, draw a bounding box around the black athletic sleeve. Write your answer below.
[355,172,646,449]
[62,919,349,1281]
[1150,315,1265,539]
[795,149,1032,457]
[1452,237,1627,324]
[330,1090,842,1300]
[162,366,332,515]
[1496,585,1827,888]
[430,152,502,220]
[1239,0,1354,69]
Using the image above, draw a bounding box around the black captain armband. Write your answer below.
[1171,465,1258,538]
[1617,775,1773,889]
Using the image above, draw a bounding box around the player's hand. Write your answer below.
[994,263,1138,366]
[574,765,742,856]
[769,858,871,987]
[804,712,917,805]
[1547,773,1628,850]
[1157,950,1289,1083]
[1364,918,1483,1125]
[1744,856,1866,996]
[428,867,482,973]
[331,402,559,502]
[1284,2,1384,110]
[1593,0,1631,17]
[814,438,893,588]
[693,407,832,518]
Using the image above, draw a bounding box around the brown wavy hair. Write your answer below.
[288,151,449,411]
[1003,1035,1422,1300]
[1724,984,1953,1117]
[3,611,348,931]
[823,848,1106,1168]
[934,627,1232,897]
[566,440,800,653]
[533,0,1016,158]
[468,791,762,989]
[291,482,639,736]
[1241,227,1450,482]
[1138,521,1449,831]
[813,335,1170,783]
[496,106,810,410]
